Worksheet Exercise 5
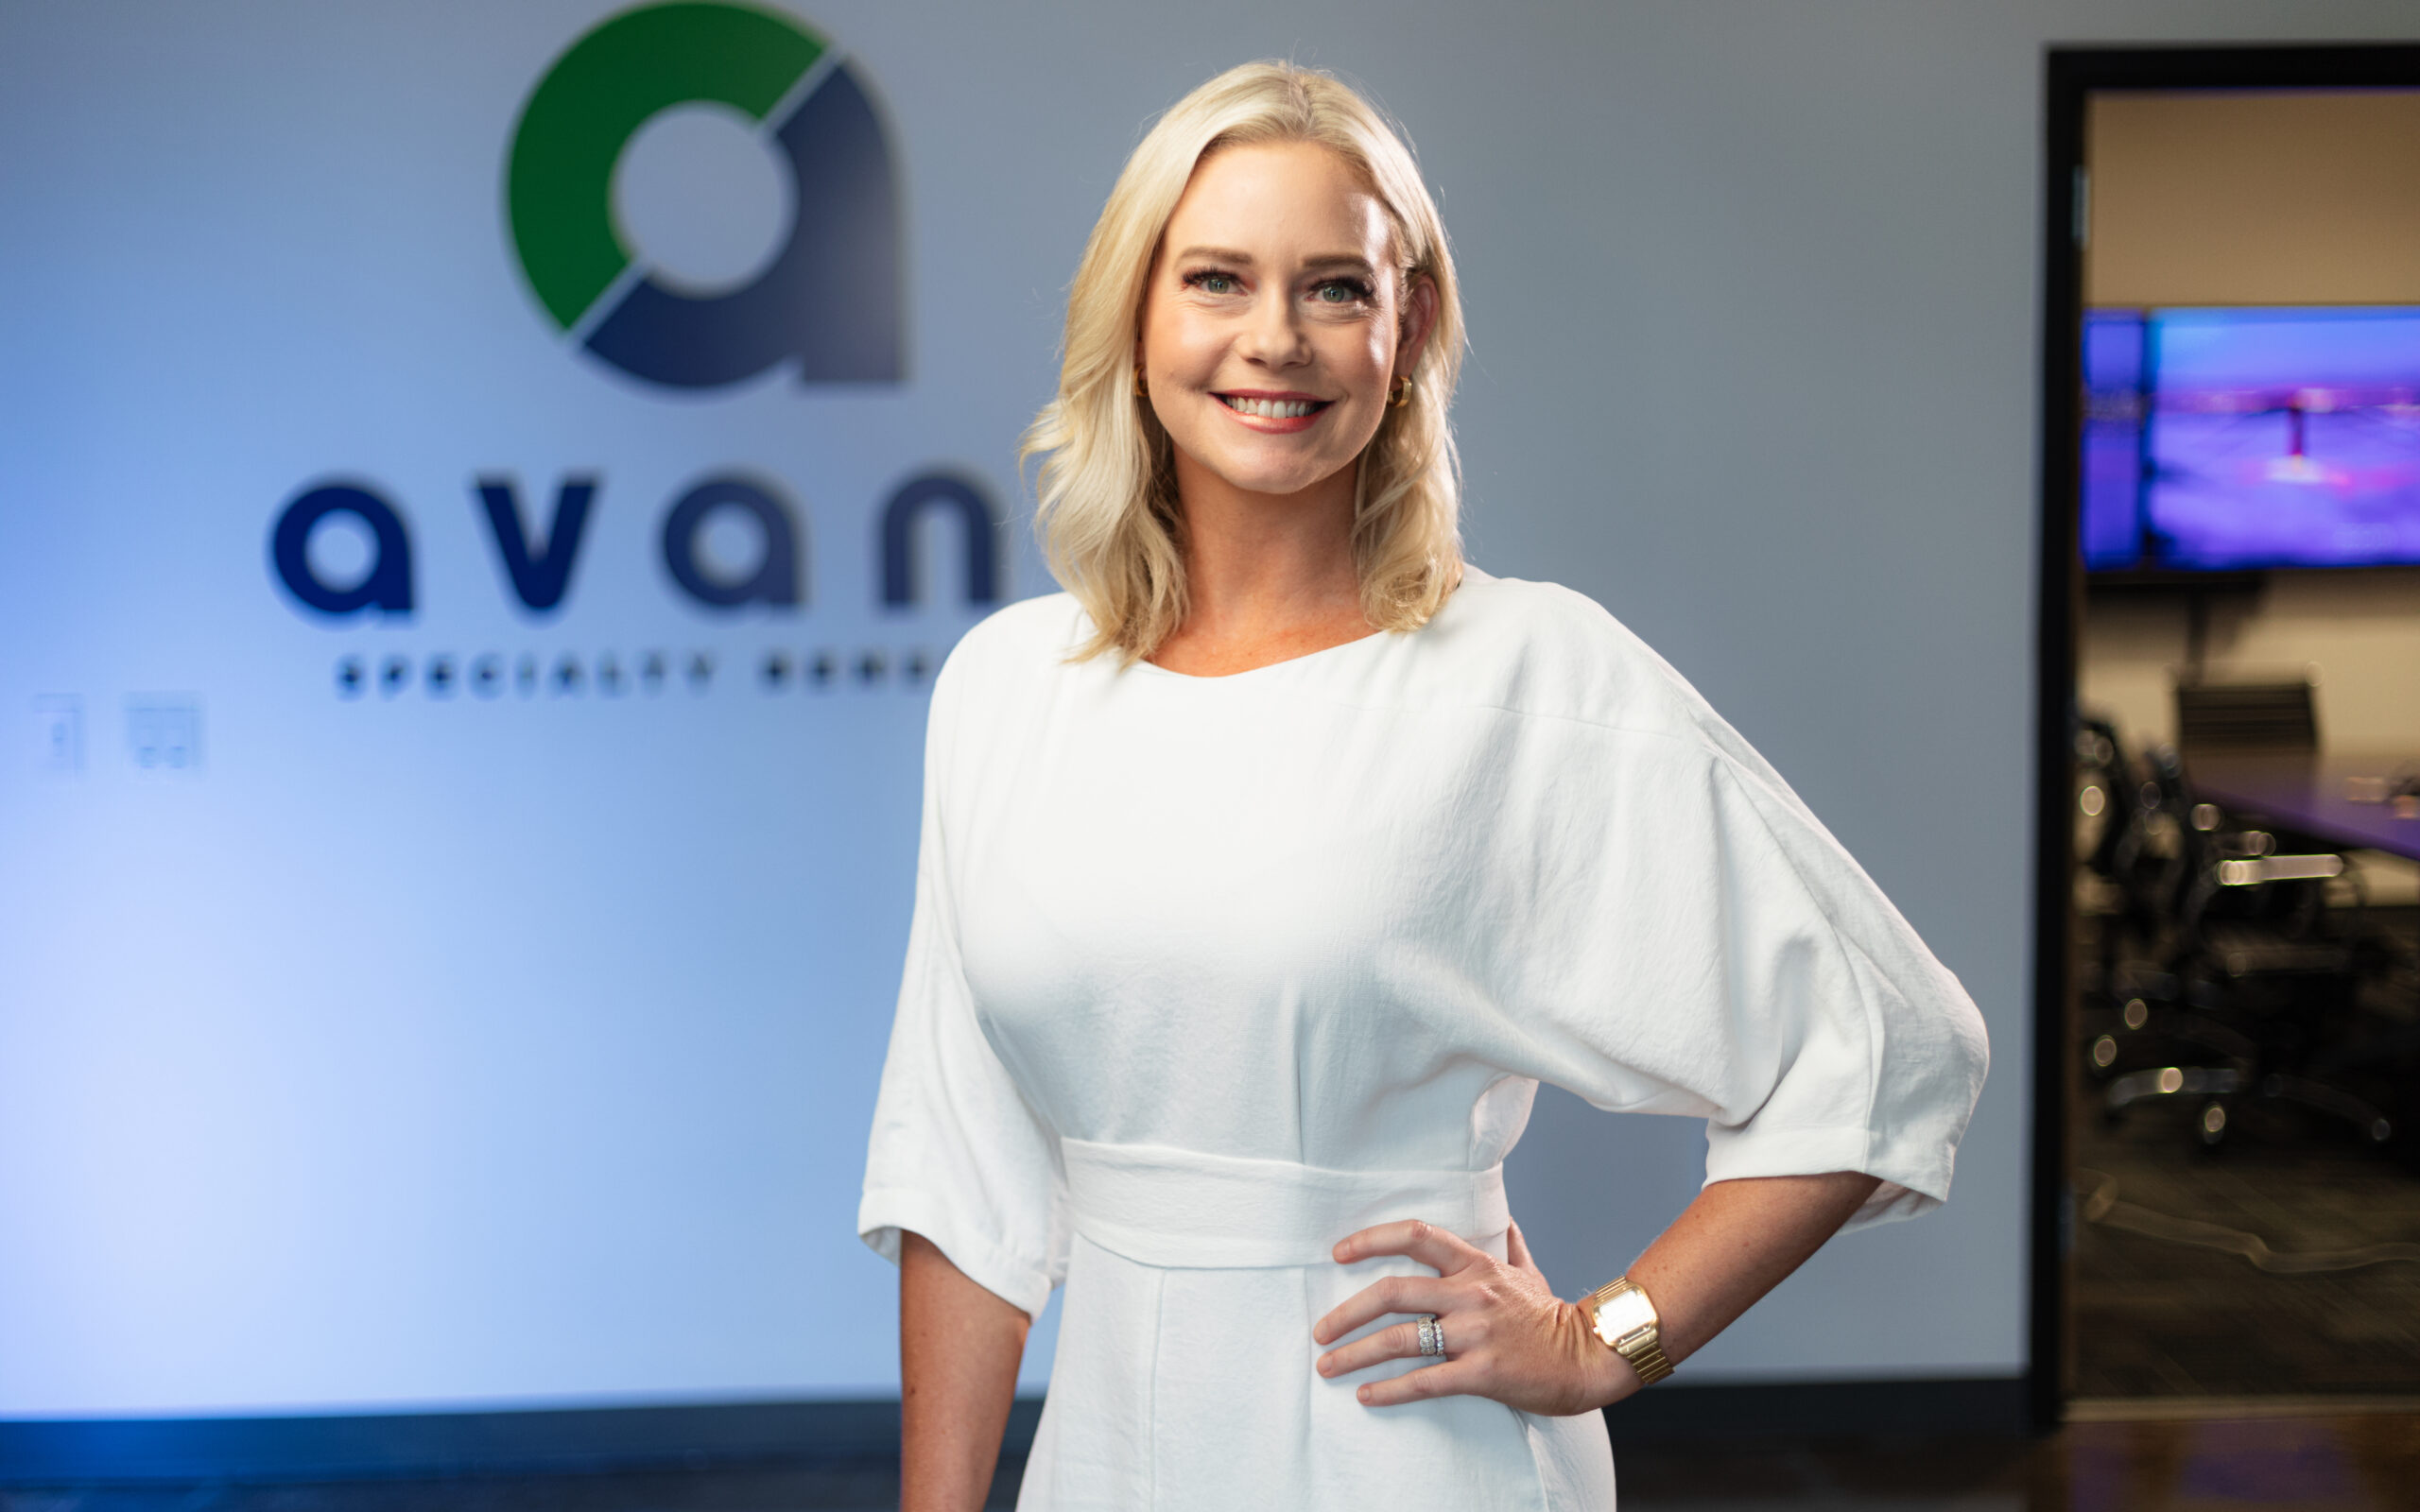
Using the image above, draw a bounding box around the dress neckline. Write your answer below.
[1132,627,1390,683]
[1112,566,1488,682]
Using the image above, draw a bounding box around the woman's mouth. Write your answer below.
[1216,392,1333,428]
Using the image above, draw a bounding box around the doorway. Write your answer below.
[2038,46,2420,1422]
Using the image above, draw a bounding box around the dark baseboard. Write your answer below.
[0,1400,1035,1485]
[2,1379,2023,1484]
[1600,1376,2030,1445]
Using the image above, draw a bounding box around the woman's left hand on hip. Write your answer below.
[1312,1218,1634,1416]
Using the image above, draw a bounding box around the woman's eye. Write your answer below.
[1186,271,1238,295]
[1312,281,1371,305]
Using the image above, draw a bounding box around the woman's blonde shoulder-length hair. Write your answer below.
[1020,60,1466,663]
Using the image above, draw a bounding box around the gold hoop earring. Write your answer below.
[1133,367,1150,400]
[1388,373,1413,408]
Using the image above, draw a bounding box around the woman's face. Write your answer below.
[1137,141,1430,504]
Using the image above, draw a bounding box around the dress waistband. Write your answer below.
[1059,1138,1511,1270]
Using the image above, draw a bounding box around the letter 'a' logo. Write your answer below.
[506,2,901,389]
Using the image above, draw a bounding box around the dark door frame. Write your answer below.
[2031,42,2420,1430]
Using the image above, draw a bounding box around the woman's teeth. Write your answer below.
[1220,395,1321,420]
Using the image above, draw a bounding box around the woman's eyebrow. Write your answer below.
[1167,248,1378,278]
[1170,245,1255,266]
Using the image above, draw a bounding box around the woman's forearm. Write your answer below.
[900,1230,1029,1512]
[1621,1170,1880,1369]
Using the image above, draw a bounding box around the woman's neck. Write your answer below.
[1150,454,1374,677]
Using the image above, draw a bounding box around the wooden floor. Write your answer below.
[8,1412,2418,1511]
[2071,1094,2420,1398]
[2069,897,2420,1399]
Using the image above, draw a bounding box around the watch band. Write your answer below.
[1582,1276,1675,1386]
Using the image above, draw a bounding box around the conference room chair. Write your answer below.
[2083,685,2396,1150]
[2082,731,2251,1129]
[2172,677,2318,759]
[2077,726,2261,1121]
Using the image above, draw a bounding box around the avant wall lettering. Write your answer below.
[879,473,996,608]
[661,477,800,609]
[269,470,1002,620]
[272,484,416,615]
[475,475,596,612]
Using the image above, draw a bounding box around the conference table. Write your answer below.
[2186,752,2420,863]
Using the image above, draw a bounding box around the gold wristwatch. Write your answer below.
[1582,1276,1674,1386]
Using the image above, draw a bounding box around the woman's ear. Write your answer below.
[1397,274,1440,376]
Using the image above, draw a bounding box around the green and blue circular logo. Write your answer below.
[506,2,901,389]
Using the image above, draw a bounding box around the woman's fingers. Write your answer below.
[1313,1212,1618,1416]
[1332,1217,1481,1274]
[1318,1309,1496,1378]
[1504,1218,1546,1280]
[1353,1359,1488,1408]
[1311,1272,1453,1345]
[1315,1317,1434,1379]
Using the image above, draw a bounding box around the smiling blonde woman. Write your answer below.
[1019,62,1464,667]
[860,60,1988,1511]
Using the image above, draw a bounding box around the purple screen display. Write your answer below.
[2082,306,2420,572]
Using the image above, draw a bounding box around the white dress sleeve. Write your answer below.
[1478,713,1989,1233]
[857,657,1068,1317]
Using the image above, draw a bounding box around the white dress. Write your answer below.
[858,571,1989,1511]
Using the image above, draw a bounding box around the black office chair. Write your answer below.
[2077,724,2257,1116]
[2076,719,2191,969]
[2083,735,2256,1126]
[2173,678,2318,758]
[2096,752,2394,1151]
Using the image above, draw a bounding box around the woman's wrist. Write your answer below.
[1561,1298,1638,1411]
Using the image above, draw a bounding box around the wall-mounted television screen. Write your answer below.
[2083,305,2420,573]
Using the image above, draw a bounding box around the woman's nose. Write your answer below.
[1236,295,1309,368]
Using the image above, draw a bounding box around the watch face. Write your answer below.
[1592,1288,1657,1348]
